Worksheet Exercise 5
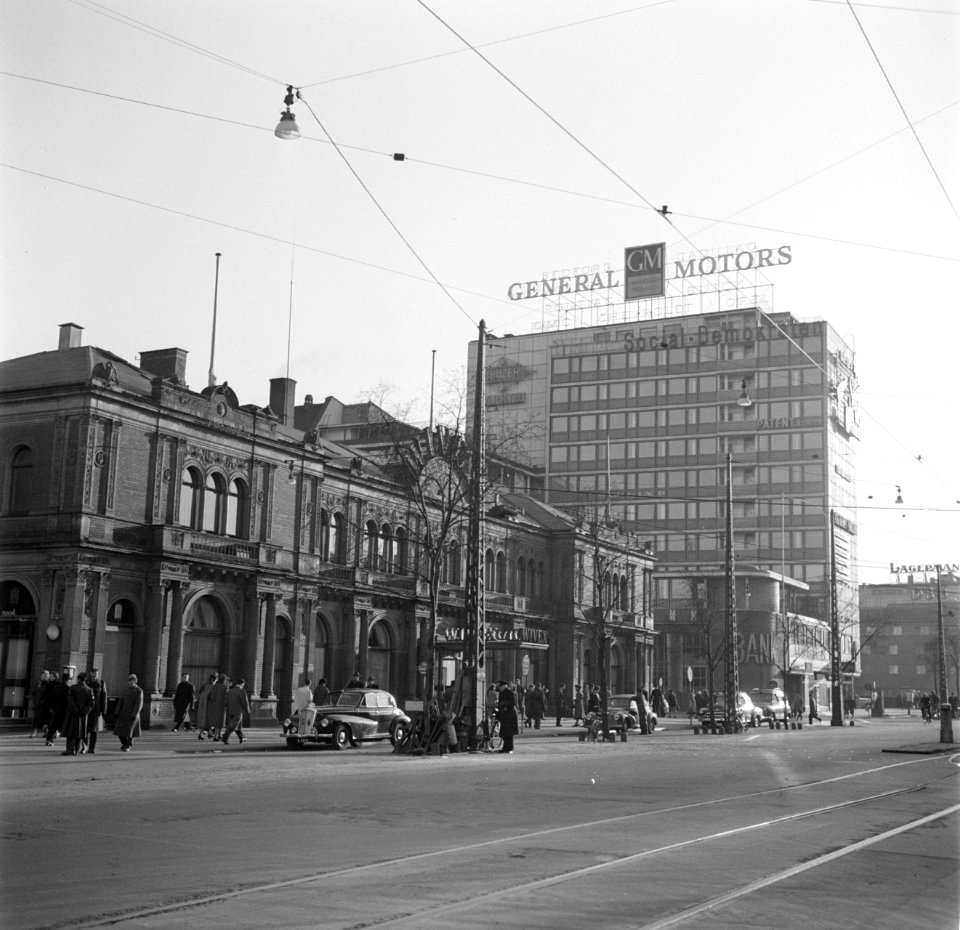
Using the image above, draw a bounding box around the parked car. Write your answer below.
[608,693,658,733]
[699,692,762,730]
[284,689,410,750]
[750,688,788,723]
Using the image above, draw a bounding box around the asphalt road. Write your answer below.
[1,713,958,930]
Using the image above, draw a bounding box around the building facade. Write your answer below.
[0,324,655,725]
[859,572,960,703]
[468,305,860,700]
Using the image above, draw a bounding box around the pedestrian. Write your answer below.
[573,685,585,726]
[495,681,518,754]
[530,683,545,729]
[294,677,313,713]
[364,675,379,689]
[45,669,71,747]
[312,677,330,706]
[29,670,51,738]
[86,667,107,754]
[667,689,678,718]
[221,678,250,745]
[62,672,94,756]
[686,690,697,722]
[206,673,228,740]
[808,689,821,725]
[346,672,363,688]
[485,682,498,722]
[172,673,196,731]
[114,674,144,752]
[554,682,566,726]
[587,685,601,715]
[950,693,959,716]
[194,673,216,740]
[650,686,667,719]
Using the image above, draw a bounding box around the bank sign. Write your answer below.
[506,242,792,301]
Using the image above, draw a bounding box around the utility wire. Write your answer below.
[845,0,960,224]
[5,70,957,266]
[295,92,477,327]
[66,0,280,85]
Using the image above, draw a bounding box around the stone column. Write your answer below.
[357,611,369,679]
[142,580,168,695]
[243,588,261,693]
[260,594,277,698]
[164,582,186,696]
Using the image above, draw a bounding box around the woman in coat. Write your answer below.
[206,674,228,740]
[113,674,144,752]
[86,668,107,754]
[495,681,519,754]
[194,673,216,740]
[29,670,51,738]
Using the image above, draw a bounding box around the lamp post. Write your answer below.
[829,511,843,726]
[724,451,739,734]
[935,564,955,744]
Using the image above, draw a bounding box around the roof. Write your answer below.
[0,346,155,396]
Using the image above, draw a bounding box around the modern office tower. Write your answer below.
[470,306,860,688]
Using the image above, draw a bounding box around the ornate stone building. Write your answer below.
[0,324,655,726]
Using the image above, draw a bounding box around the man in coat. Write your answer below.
[63,672,94,756]
[86,667,107,754]
[529,683,545,730]
[495,681,519,754]
[114,674,144,752]
[312,678,330,706]
[221,678,250,745]
[172,673,196,731]
[44,670,71,747]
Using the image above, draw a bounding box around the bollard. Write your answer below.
[849,719,855,726]
[692,724,701,735]
[790,721,796,730]
[579,732,586,742]
[797,721,803,729]
[775,721,781,730]
[768,719,774,730]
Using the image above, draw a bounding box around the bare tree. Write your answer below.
[688,581,729,731]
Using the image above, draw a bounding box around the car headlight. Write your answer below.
[317,717,330,729]
[289,725,298,734]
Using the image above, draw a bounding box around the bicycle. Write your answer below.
[477,714,503,753]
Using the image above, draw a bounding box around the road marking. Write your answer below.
[634,803,960,930]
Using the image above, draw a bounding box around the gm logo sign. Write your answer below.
[624,242,665,300]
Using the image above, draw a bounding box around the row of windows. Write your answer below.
[550,338,825,381]
[179,467,248,537]
[549,433,824,464]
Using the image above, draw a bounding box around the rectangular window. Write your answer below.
[888,664,899,675]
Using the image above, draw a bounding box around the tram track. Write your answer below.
[61,755,959,930]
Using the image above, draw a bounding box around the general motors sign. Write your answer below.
[624,242,665,299]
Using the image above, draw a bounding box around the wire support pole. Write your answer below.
[830,511,843,727]
[724,451,739,734]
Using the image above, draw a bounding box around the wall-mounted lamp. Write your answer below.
[286,460,297,484]
[895,485,903,505]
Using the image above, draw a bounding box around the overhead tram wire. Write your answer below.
[292,92,476,328]
[4,70,957,267]
[845,0,960,225]
[67,0,280,85]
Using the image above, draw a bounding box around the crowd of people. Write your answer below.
[29,666,138,754]
[169,672,251,744]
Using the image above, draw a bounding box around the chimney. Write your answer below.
[58,323,84,351]
[270,377,297,425]
[140,348,188,384]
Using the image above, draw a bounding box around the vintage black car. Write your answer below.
[284,689,410,750]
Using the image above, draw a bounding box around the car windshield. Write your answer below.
[334,691,364,708]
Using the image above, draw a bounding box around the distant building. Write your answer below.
[468,305,860,701]
[859,573,960,702]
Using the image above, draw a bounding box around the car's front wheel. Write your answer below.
[391,723,407,748]
[332,724,350,750]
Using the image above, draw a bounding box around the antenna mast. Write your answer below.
[208,252,221,388]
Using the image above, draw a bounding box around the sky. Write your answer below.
[1,0,958,585]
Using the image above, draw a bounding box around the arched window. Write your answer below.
[178,466,202,528]
[517,558,527,597]
[225,478,247,538]
[331,513,345,563]
[484,549,495,590]
[445,541,461,585]
[537,561,546,599]
[496,551,507,593]
[8,446,34,514]
[394,528,408,573]
[620,576,630,612]
[380,523,393,571]
[611,573,621,610]
[202,473,226,533]
[365,520,379,569]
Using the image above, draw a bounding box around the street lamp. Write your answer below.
[275,86,301,140]
[724,451,739,734]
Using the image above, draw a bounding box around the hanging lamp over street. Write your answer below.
[737,379,753,407]
[275,86,301,140]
